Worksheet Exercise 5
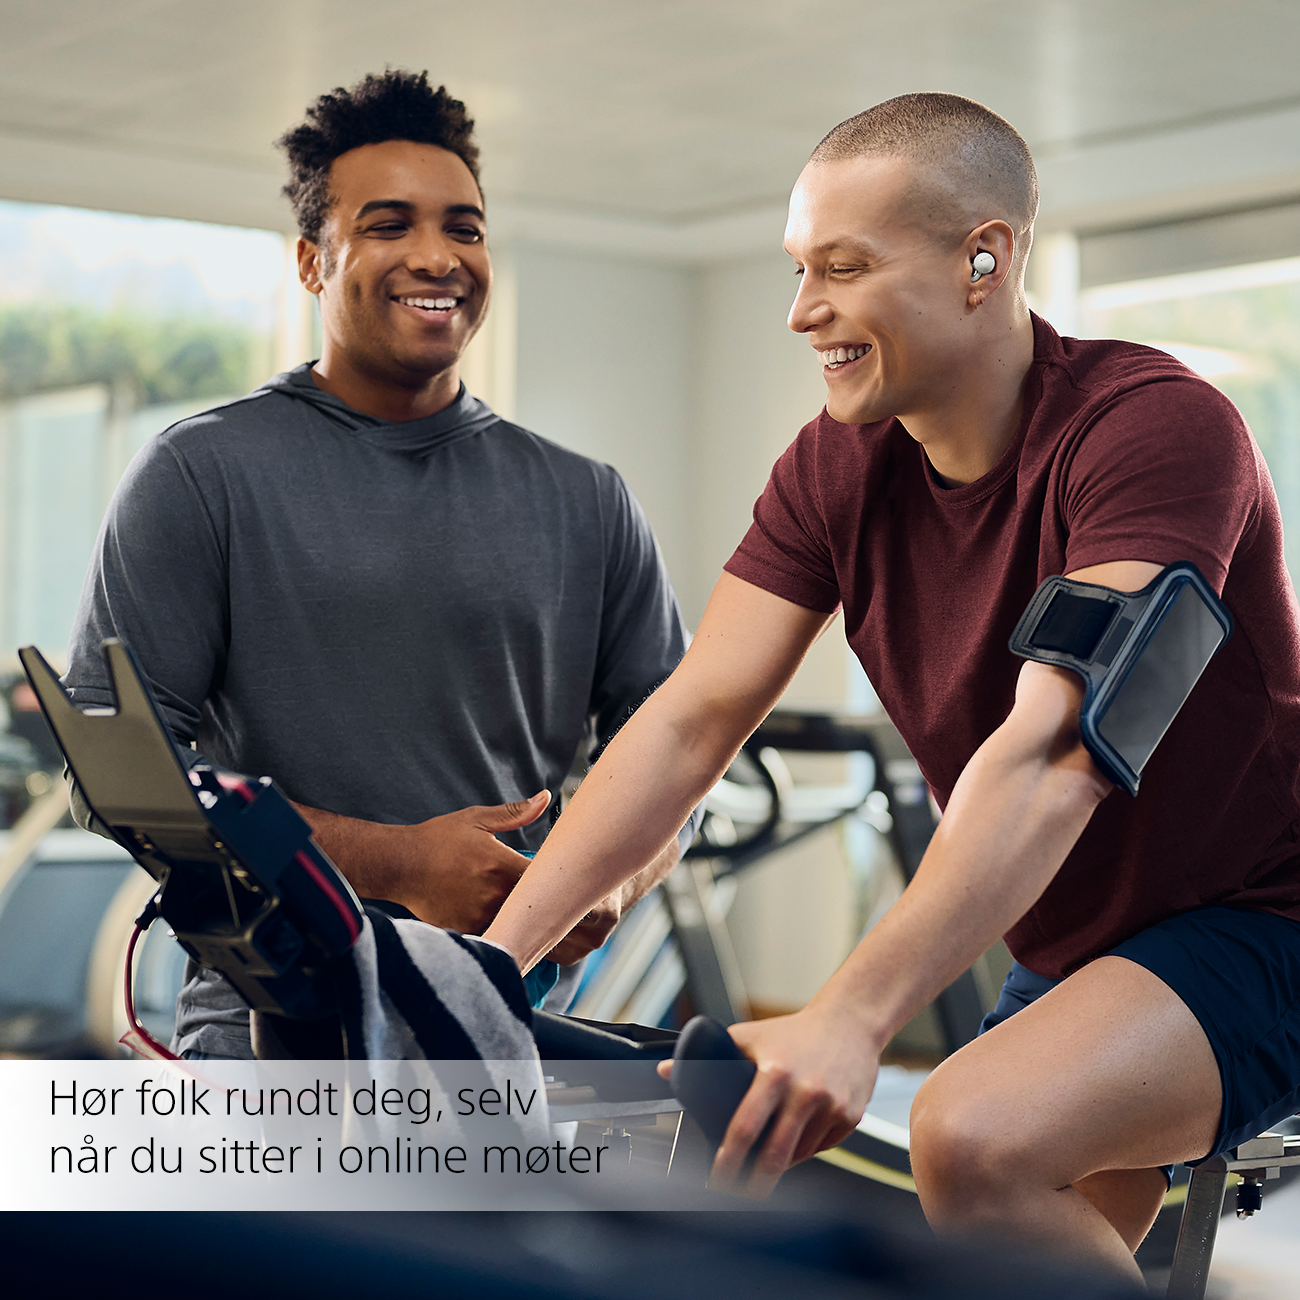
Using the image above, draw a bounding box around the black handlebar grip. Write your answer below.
[670,1014,757,1147]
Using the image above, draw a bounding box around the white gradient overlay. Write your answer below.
[0,1059,699,1211]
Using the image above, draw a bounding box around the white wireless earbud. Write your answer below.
[970,251,996,283]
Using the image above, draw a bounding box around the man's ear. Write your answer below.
[963,219,1015,308]
[297,236,324,297]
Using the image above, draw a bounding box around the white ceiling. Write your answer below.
[2,0,1300,254]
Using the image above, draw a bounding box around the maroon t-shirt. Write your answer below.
[726,314,1300,978]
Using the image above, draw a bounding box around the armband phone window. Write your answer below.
[1008,562,1232,796]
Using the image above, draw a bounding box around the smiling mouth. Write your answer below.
[394,295,461,312]
[820,345,870,370]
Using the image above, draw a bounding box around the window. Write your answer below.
[0,201,287,652]
[1078,205,1300,591]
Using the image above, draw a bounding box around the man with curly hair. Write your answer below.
[64,71,695,1058]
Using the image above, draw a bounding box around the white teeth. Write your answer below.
[399,296,458,310]
[820,344,869,368]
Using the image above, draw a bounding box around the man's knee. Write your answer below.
[911,1067,1007,1207]
[909,1060,1051,1222]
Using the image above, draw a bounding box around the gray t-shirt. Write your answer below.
[66,366,693,1055]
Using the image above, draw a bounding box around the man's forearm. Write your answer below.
[486,683,739,969]
[698,663,1114,1195]
[292,793,549,934]
[810,663,1112,1050]
[291,802,412,901]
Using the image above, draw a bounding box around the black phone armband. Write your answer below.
[1008,562,1232,796]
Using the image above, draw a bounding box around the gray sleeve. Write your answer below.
[589,470,702,856]
[66,768,109,838]
[63,436,229,747]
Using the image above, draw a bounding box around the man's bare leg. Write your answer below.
[909,956,1221,1281]
[1074,1168,1170,1254]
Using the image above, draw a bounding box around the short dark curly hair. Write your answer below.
[277,70,480,245]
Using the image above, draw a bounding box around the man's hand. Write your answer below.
[398,795,552,931]
[656,1000,878,1199]
[294,791,551,934]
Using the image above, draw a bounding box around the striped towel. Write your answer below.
[334,908,550,1146]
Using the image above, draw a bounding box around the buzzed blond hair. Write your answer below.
[812,93,1038,258]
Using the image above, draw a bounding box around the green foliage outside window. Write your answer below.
[0,303,267,405]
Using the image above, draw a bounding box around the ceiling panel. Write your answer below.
[0,0,1298,225]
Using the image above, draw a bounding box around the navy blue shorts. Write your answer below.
[981,905,1300,1174]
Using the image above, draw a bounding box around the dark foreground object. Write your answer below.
[2,1209,1141,1300]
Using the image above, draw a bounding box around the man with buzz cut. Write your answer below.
[485,93,1300,1279]
[64,70,696,1058]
